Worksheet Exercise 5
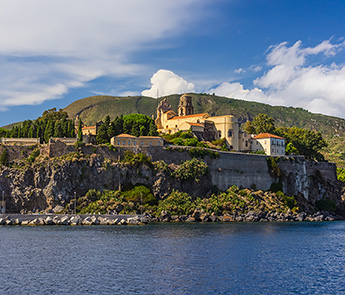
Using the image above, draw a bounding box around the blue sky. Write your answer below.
[1,0,345,126]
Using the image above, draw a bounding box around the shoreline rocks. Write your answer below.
[0,210,340,226]
[155,209,339,223]
[0,214,148,226]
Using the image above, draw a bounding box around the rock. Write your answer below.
[52,205,64,213]
[82,217,93,225]
[209,213,219,222]
[160,210,170,222]
[127,216,140,225]
[119,219,127,225]
[45,216,54,225]
[90,216,100,225]
[222,214,235,222]
[200,212,210,222]
[191,209,201,221]
[60,216,70,225]
[5,219,13,225]
[0,218,6,225]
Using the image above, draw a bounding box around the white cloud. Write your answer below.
[210,39,345,118]
[142,69,195,98]
[0,0,204,109]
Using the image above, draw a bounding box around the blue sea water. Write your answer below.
[0,222,344,295]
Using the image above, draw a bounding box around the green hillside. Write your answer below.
[63,93,345,167]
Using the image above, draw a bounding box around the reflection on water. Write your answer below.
[0,222,344,294]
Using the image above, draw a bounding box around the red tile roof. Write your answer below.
[188,122,204,127]
[169,113,209,120]
[253,133,285,139]
[82,126,96,129]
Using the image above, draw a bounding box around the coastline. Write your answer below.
[0,210,339,226]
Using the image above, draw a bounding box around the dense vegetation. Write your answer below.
[162,130,227,151]
[95,114,158,144]
[69,185,299,216]
[0,108,75,143]
[245,113,328,161]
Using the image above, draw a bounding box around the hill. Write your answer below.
[64,93,345,167]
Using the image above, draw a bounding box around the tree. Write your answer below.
[44,121,55,143]
[96,124,108,144]
[252,114,275,134]
[244,121,256,134]
[275,127,327,161]
[77,120,83,142]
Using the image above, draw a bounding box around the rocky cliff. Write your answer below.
[0,144,344,215]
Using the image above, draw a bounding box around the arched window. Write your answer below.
[228,129,233,137]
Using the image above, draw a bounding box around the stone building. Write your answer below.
[111,134,164,148]
[155,94,250,151]
[250,133,285,156]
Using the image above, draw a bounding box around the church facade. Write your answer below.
[155,94,250,151]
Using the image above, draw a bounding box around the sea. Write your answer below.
[0,222,344,295]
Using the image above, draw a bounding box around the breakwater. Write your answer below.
[0,214,149,226]
[0,210,338,226]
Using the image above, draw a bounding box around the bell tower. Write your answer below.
[178,94,194,116]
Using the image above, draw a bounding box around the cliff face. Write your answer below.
[0,144,344,214]
[0,154,212,213]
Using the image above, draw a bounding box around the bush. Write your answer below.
[174,158,209,182]
[27,148,40,164]
[156,190,195,216]
[122,151,152,168]
[0,148,9,166]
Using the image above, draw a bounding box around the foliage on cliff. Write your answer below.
[72,185,299,216]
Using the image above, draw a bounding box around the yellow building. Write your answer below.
[111,134,164,148]
[155,94,246,150]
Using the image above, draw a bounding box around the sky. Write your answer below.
[1,0,345,126]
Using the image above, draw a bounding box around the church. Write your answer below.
[155,94,251,151]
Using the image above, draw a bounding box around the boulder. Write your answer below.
[160,210,171,222]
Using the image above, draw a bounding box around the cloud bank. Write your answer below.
[210,39,345,117]
[142,70,195,98]
[0,0,203,109]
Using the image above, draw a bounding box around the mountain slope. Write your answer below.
[63,93,345,167]
[64,93,345,135]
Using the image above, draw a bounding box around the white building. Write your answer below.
[251,133,285,156]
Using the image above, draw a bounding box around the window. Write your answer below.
[128,140,131,145]
[117,140,120,145]
[149,141,152,146]
[218,131,222,138]
[141,141,144,145]
[133,141,136,146]
[228,129,233,137]
[123,140,125,145]
[158,141,161,146]
[245,141,248,147]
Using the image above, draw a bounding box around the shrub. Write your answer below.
[174,158,209,182]
[0,148,9,166]
[122,151,152,168]
[27,148,40,164]
[156,190,195,216]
